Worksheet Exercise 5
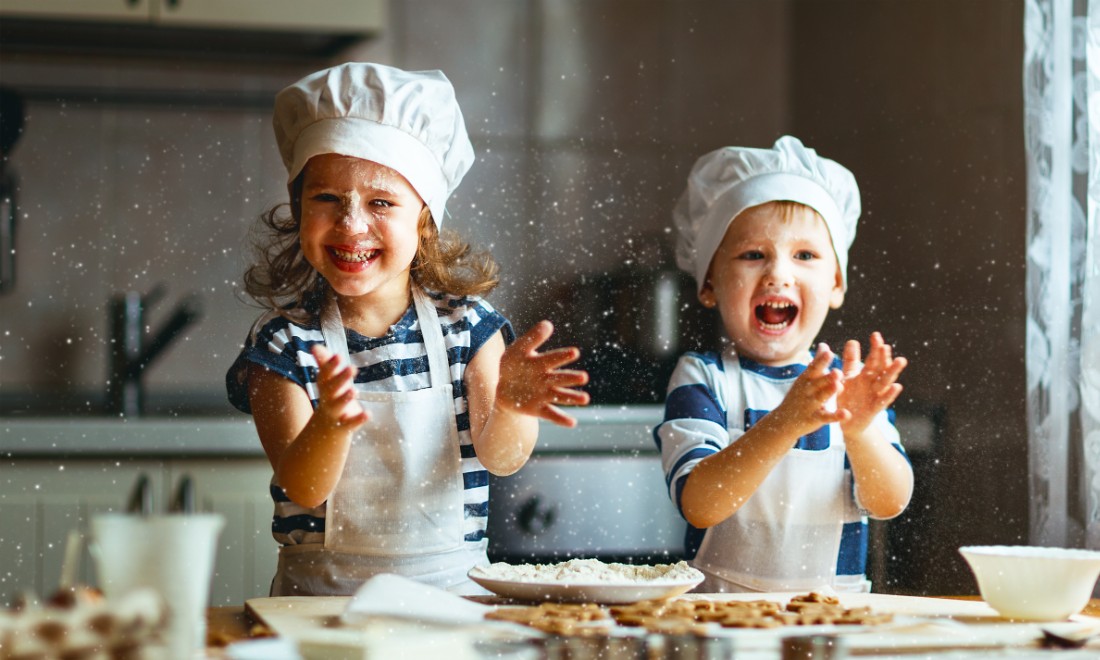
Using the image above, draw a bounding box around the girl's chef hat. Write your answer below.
[673,135,861,292]
[273,62,474,226]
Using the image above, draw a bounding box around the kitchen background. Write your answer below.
[0,0,1025,598]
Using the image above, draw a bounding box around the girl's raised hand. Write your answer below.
[837,332,906,436]
[775,344,850,437]
[310,344,369,431]
[495,320,590,427]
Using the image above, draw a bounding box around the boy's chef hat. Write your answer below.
[673,135,861,292]
[273,62,474,226]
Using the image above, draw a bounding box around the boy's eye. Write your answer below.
[739,250,765,260]
[310,193,340,203]
[794,250,818,261]
[370,198,394,208]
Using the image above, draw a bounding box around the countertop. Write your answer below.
[0,417,264,457]
[1,405,939,458]
[1,406,666,457]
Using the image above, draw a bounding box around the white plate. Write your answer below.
[468,572,704,604]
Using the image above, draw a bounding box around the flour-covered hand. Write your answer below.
[310,344,369,430]
[495,320,590,427]
[773,344,850,438]
[837,332,906,436]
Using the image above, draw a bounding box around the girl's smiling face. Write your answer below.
[700,201,845,366]
[299,154,425,304]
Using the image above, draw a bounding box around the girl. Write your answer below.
[226,62,589,596]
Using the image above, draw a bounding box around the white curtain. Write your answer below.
[1024,0,1100,549]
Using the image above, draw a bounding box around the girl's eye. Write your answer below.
[794,250,817,261]
[311,193,340,203]
[369,198,394,208]
[739,250,764,260]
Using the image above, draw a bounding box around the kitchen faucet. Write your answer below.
[107,284,203,416]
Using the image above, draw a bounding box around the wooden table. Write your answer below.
[207,606,258,648]
[205,597,1100,651]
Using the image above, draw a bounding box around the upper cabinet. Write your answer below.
[0,0,386,32]
[0,0,151,23]
[158,0,386,33]
[0,0,387,61]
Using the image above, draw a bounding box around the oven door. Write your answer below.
[487,453,688,564]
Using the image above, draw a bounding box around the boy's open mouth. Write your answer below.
[755,300,798,331]
[328,246,380,264]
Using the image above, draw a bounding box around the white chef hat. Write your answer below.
[673,135,861,292]
[273,62,474,226]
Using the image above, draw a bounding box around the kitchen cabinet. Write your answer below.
[0,0,386,33]
[0,457,276,608]
[0,0,151,23]
[0,458,165,606]
[166,459,277,606]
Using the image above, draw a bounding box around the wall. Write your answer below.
[0,0,1029,596]
[0,0,790,410]
[0,58,322,407]
[390,0,792,327]
[790,0,1028,595]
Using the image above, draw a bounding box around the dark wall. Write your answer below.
[791,0,1028,594]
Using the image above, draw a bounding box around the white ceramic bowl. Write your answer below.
[959,545,1100,621]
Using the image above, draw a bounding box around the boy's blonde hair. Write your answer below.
[242,175,499,322]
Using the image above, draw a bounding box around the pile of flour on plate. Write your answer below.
[473,558,701,584]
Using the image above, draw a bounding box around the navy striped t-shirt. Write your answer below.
[226,290,513,554]
[654,349,907,591]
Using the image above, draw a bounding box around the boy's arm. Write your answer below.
[680,347,849,529]
[844,423,913,519]
[465,322,589,476]
[838,333,914,518]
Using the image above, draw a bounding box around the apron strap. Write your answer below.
[321,289,352,364]
[319,286,450,390]
[411,288,451,390]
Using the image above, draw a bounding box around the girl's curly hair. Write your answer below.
[243,175,499,322]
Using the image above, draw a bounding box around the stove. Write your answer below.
[486,406,686,564]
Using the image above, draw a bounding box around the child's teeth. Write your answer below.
[334,248,376,262]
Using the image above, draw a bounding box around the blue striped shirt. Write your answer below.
[654,349,907,587]
[226,291,513,554]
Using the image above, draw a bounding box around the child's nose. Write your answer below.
[764,257,794,286]
[337,193,370,234]
[338,208,370,233]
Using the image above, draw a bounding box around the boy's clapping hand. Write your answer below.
[495,320,590,427]
[775,345,851,437]
[837,332,907,436]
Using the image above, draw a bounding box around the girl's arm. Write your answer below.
[465,321,589,476]
[680,347,849,529]
[838,332,914,518]
[248,344,368,509]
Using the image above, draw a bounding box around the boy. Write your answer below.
[656,136,913,593]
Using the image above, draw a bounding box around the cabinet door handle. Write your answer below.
[126,474,153,516]
[171,474,195,514]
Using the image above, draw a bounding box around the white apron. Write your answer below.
[271,288,489,596]
[692,351,848,593]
